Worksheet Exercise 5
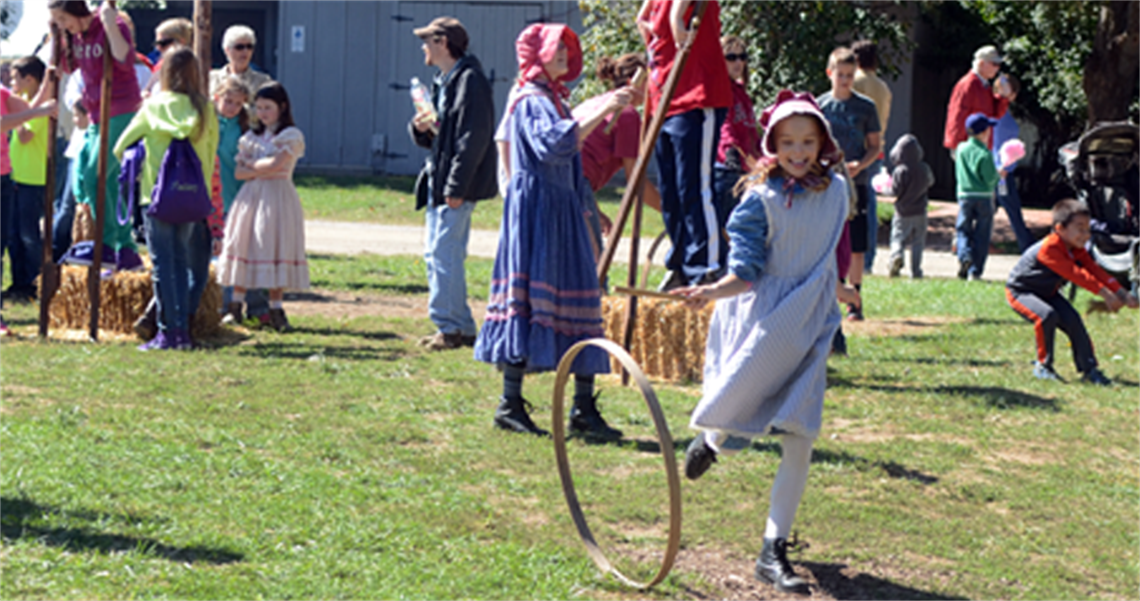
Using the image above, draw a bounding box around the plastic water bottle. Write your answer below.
[410,77,438,133]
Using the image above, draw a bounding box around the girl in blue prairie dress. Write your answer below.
[674,91,850,595]
[476,23,633,438]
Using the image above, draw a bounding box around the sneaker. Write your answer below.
[138,330,176,351]
[684,434,717,480]
[115,247,144,272]
[1081,368,1113,386]
[60,241,117,269]
[460,333,477,347]
[221,302,244,325]
[888,256,903,278]
[494,396,549,437]
[967,272,982,282]
[419,331,465,351]
[1033,362,1061,381]
[846,303,864,322]
[957,258,972,280]
[1,287,36,304]
[0,319,10,337]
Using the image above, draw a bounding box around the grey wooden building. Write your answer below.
[273,1,582,176]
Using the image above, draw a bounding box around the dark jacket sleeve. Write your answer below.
[442,69,494,200]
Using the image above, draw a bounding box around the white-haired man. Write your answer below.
[943,44,1013,155]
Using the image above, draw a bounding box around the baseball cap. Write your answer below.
[965,112,999,135]
[973,45,1002,64]
[413,17,469,54]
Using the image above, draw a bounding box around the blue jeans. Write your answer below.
[52,159,77,263]
[0,175,13,308]
[713,165,743,234]
[424,200,476,336]
[997,176,1033,253]
[956,196,995,277]
[10,183,45,292]
[864,159,882,271]
[145,215,211,333]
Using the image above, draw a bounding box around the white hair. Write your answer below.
[222,25,256,50]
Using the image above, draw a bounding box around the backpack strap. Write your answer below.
[116,140,146,227]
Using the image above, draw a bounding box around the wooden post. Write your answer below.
[38,29,64,338]
[87,0,117,341]
[193,0,212,91]
[597,0,711,283]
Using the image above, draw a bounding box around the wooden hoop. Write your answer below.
[551,338,681,589]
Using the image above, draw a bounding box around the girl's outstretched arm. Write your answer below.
[673,274,752,309]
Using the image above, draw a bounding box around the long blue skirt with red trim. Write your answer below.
[474,171,610,375]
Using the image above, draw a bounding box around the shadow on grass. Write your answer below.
[800,560,966,600]
[304,280,431,296]
[295,174,416,193]
[238,341,408,362]
[970,316,1023,326]
[289,326,402,342]
[874,356,1013,368]
[827,381,1060,412]
[0,496,243,565]
[648,438,939,485]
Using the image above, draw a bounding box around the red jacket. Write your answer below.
[943,71,1009,150]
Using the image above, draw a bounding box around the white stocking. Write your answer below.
[763,434,814,539]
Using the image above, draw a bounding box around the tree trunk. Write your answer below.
[193,1,212,92]
[1084,0,1139,126]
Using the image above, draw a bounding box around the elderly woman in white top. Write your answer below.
[208,25,273,97]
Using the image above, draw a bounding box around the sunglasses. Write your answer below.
[725,52,748,62]
[231,43,255,51]
[155,38,175,48]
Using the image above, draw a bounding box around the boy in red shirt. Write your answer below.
[637,0,732,290]
[1005,199,1137,385]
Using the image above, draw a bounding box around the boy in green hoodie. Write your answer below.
[954,112,1005,280]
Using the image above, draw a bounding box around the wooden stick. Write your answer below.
[38,29,63,338]
[88,0,116,340]
[613,286,686,302]
[603,68,646,135]
[597,0,711,283]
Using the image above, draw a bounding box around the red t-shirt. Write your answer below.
[63,15,142,118]
[573,92,642,191]
[717,79,761,165]
[645,0,732,118]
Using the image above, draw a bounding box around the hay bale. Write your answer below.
[602,296,713,383]
[40,265,223,338]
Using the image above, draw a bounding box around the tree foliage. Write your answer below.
[576,0,915,108]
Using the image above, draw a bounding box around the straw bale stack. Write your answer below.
[601,296,713,383]
[41,265,223,339]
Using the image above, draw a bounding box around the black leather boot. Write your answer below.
[755,537,809,594]
[494,396,548,437]
[570,394,622,439]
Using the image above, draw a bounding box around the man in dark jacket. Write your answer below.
[409,17,497,351]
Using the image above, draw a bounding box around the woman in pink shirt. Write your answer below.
[714,35,762,230]
[50,0,144,272]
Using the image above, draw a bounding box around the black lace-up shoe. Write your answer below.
[494,396,549,437]
[755,537,809,594]
[684,435,717,480]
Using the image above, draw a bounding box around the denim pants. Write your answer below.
[956,196,995,277]
[713,165,743,234]
[145,215,211,333]
[424,200,476,336]
[10,183,45,292]
[864,160,882,271]
[997,176,1034,253]
[0,175,13,306]
[52,159,77,262]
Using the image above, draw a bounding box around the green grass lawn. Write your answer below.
[2,254,1138,600]
[296,174,665,240]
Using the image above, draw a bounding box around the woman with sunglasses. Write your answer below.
[714,35,762,229]
[209,25,273,103]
